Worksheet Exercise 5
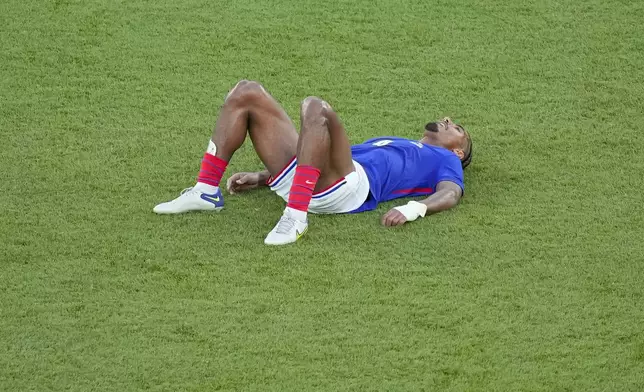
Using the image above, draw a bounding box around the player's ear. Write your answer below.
[452,148,465,160]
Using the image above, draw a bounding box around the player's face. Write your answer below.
[423,117,468,154]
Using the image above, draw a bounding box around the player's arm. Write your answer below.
[417,180,462,214]
[226,170,271,194]
[381,181,463,227]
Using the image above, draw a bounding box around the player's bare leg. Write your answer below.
[265,96,355,245]
[210,80,298,174]
[154,80,298,214]
[296,96,355,190]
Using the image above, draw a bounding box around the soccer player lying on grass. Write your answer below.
[154,80,472,245]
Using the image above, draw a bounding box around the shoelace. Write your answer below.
[275,215,296,234]
[180,187,196,195]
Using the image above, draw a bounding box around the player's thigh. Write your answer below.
[298,96,355,189]
[318,103,355,188]
[245,83,299,177]
[325,108,354,175]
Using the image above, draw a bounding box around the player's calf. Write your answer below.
[264,97,334,245]
[286,97,332,219]
[153,80,258,215]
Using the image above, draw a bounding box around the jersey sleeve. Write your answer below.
[436,154,465,193]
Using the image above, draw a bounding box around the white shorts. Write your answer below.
[266,158,371,214]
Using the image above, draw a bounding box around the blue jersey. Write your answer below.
[350,137,464,213]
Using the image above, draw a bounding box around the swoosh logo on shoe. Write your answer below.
[296,226,308,239]
[200,194,221,204]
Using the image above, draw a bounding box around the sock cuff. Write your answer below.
[295,165,321,175]
[203,153,228,166]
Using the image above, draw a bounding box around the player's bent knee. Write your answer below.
[233,79,252,89]
[225,80,267,107]
[225,79,250,99]
[301,96,332,119]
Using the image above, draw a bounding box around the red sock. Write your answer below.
[287,165,321,212]
[197,153,228,187]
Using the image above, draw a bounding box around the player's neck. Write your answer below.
[419,137,451,151]
[419,136,434,146]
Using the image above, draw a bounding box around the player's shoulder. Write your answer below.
[422,146,464,174]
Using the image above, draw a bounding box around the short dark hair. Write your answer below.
[461,132,472,169]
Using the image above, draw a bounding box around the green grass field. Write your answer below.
[2,0,644,390]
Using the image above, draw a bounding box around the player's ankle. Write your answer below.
[285,206,307,222]
[197,152,227,190]
[194,182,219,194]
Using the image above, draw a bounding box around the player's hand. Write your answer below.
[226,172,261,194]
[381,208,408,227]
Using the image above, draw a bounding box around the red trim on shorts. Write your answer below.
[266,156,297,186]
[392,187,433,195]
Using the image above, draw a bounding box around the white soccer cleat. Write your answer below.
[153,187,224,214]
[264,210,308,245]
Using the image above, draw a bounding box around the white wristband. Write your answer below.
[393,201,428,221]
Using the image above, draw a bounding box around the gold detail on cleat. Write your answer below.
[296,226,308,239]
